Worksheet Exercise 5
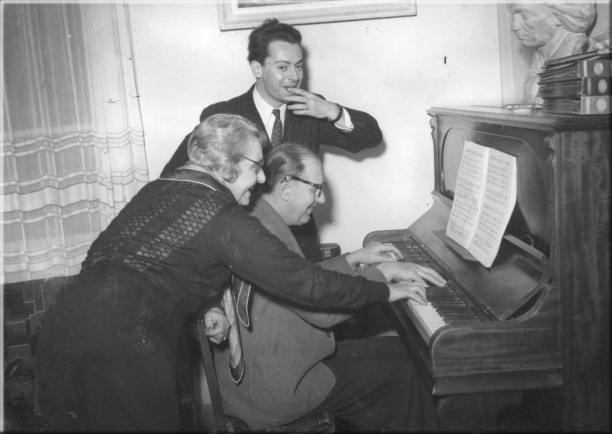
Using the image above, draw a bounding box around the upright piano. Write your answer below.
[364,106,609,430]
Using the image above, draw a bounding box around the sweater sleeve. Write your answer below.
[288,256,389,328]
[205,204,389,310]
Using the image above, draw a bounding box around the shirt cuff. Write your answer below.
[333,107,354,131]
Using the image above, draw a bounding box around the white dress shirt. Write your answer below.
[252,86,353,140]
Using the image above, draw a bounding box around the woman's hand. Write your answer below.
[377,262,446,287]
[346,242,403,268]
[387,281,428,305]
[204,307,230,344]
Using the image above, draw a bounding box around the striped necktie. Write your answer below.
[270,108,282,148]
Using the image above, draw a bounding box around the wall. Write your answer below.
[129,1,502,252]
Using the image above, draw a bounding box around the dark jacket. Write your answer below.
[161,86,383,262]
[216,198,387,429]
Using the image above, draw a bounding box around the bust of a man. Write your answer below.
[509,2,596,104]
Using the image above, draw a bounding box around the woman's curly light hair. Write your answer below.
[187,114,266,182]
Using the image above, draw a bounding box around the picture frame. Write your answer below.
[217,0,417,31]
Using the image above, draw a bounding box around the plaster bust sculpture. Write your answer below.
[509,2,596,104]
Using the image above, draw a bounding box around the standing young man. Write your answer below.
[161,18,382,262]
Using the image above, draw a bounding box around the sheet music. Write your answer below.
[469,148,517,267]
[446,141,517,268]
[446,141,488,247]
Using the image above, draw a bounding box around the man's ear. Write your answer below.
[250,60,263,79]
[279,181,291,201]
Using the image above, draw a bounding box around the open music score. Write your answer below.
[445,141,517,268]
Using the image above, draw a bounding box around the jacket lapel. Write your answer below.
[242,85,271,145]
[251,198,304,257]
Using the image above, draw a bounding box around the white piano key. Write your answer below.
[406,299,447,338]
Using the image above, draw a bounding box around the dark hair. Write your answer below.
[187,114,266,182]
[247,18,302,63]
[261,143,319,193]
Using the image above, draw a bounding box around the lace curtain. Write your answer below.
[2,4,149,283]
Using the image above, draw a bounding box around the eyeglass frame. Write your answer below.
[240,154,265,175]
[284,175,326,198]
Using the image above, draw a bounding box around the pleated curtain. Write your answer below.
[2,3,149,283]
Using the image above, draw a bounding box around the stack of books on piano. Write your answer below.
[538,50,611,115]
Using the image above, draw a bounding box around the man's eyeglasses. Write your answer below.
[241,155,265,175]
[285,175,325,198]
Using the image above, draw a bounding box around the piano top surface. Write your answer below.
[428,105,610,130]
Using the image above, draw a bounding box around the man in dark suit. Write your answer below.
[161,18,382,263]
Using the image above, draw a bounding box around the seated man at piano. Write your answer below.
[208,143,446,431]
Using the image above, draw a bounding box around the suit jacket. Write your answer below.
[161,86,383,262]
[214,198,386,430]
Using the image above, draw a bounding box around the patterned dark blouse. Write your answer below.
[79,169,387,340]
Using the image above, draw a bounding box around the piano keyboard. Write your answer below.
[406,299,447,337]
[393,238,484,340]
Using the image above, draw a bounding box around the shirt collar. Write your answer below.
[252,85,286,123]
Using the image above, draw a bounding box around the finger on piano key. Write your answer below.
[406,299,447,337]
[412,281,428,305]
[417,264,447,287]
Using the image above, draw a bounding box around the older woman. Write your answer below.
[35,114,421,431]
[509,2,597,103]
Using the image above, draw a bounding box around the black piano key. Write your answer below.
[392,238,486,323]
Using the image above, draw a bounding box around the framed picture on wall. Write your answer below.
[217,0,417,31]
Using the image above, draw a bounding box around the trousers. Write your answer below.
[306,336,438,431]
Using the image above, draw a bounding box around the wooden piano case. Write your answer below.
[366,106,609,430]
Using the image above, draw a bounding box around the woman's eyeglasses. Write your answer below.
[240,155,265,175]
